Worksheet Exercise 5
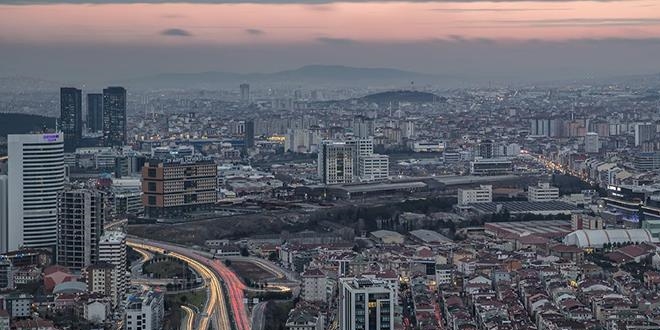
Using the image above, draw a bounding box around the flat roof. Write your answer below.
[485,220,572,237]
[468,201,580,214]
[409,229,451,243]
[338,181,427,193]
[433,175,519,186]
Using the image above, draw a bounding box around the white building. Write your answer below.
[6,293,33,318]
[285,129,322,154]
[7,133,65,252]
[584,132,599,153]
[125,290,164,330]
[301,268,327,303]
[339,278,394,330]
[318,142,355,185]
[346,138,374,159]
[435,265,453,286]
[412,141,445,153]
[358,154,389,182]
[99,231,127,307]
[84,299,110,324]
[0,175,7,253]
[528,182,560,202]
[57,189,106,272]
[457,185,492,206]
[470,158,512,176]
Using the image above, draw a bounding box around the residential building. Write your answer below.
[457,185,493,206]
[125,290,164,330]
[339,277,394,330]
[141,156,217,218]
[0,175,7,253]
[635,123,655,146]
[584,132,599,153]
[57,189,106,272]
[98,231,126,307]
[0,259,13,290]
[84,262,116,304]
[240,83,250,103]
[301,268,328,303]
[7,133,65,252]
[528,182,560,202]
[285,308,325,330]
[6,293,33,318]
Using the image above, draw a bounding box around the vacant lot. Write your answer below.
[230,260,276,284]
[143,260,188,279]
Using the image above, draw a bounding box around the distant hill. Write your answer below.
[0,113,56,136]
[359,90,446,104]
[123,65,451,89]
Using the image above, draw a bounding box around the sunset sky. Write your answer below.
[1,0,659,83]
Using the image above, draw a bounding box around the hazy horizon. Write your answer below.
[2,0,660,84]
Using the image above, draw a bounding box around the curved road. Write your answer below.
[180,305,195,330]
[127,239,232,330]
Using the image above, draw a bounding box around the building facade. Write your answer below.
[57,189,106,272]
[98,231,127,307]
[7,133,65,252]
[528,182,560,202]
[358,155,389,183]
[457,185,493,206]
[60,87,83,152]
[102,87,127,147]
[339,278,394,330]
[141,157,217,218]
[87,93,103,133]
[125,290,164,330]
[318,142,355,185]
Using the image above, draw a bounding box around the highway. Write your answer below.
[127,239,232,330]
[180,305,195,330]
[209,259,252,330]
[251,302,267,330]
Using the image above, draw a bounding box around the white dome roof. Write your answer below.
[563,229,656,248]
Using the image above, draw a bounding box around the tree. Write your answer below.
[268,251,279,262]
[224,259,232,267]
[240,247,250,257]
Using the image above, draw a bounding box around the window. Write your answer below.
[148,168,156,177]
[148,196,156,205]
[147,182,156,191]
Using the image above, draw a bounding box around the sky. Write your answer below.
[1,0,660,84]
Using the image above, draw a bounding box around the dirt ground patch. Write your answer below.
[229,260,275,283]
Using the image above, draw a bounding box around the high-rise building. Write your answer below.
[635,123,655,147]
[57,189,106,273]
[339,278,394,330]
[102,87,127,147]
[584,132,599,153]
[7,133,65,252]
[318,142,355,185]
[98,230,127,307]
[125,290,164,330]
[240,83,250,103]
[60,87,83,152]
[0,175,8,253]
[352,116,375,138]
[141,156,217,218]
[87,93,103,133]
[245,120,255,149]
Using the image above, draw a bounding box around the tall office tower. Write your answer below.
[0,175,8,253]
[635,123,655,147]
[57,189,106,273]
[98,230,127,307]
[529,118,551,137]
[318,142,355,185]
[141,157,217,218]
[60,87,83,152]
[87,93,103,133]
[102,87,127,147]
[240,83,250,103]
[584,132,600,153]
[339,278,394,330]
[7,133,65,252]
[478,140,494,159]
[245,120,255,148]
